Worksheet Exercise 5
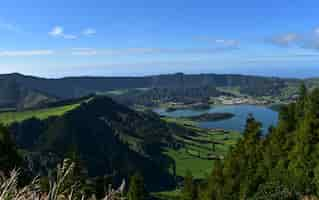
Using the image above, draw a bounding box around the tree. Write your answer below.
[202,87,319,198]
[203,160,224,200]
[299,82,308,102]
[128,172,147,200]
[181,170,197,200]
[0,124,21,173]
[218,115,263,199]
[295,82,308,120]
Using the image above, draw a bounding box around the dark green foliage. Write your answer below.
[222,115,263,199]
[0,76,55,109]
[113,87,224,106]
[249,181,300,200]
[128,172,148,200]
[0,73,287,108]
[181,171,197,200]
[0,124,21,173]
[8,96,183,190]
[39,176,50,193]
[182,113,234,122]
[201,160,224,200]
[202,84,319,199]
[0,78,20,108]
[10,117,48,149]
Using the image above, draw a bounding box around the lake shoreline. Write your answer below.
[154,104,279,134]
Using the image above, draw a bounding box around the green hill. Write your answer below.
[8,96,195,190]
[0,73,291,106]
[0,103,80,125]
[0,77,56,109]
[0,96,93,125]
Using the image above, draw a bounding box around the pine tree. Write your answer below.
[204,160,224,200]
[202,87,319,198]
[221,115,263,199]
[181,170,197,200]
[295,82,308,120]
[299,82,308,102]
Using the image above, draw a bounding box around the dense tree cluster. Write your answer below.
[112,87,224,107]
[0,124,21,174]
[0,73,286,102]
[7,96,191,190]
[197,83,319,199]
[0,123,149,200]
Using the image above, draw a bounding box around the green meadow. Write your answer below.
[162,117,241,179]
[0,103,80,125]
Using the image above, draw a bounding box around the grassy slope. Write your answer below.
[162,117,241,179]
[0,103,80,125]
[154,117,241,200]
[163,130,240,179]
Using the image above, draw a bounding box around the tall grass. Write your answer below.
[0,159,126,200]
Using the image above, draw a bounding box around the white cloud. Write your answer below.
[82,28,96,36]
[49,26,63,36]
[268,28,319,50]
[215,39,239,47]
[49,26,96,39]
[49,26,77,39]
[194,36,240,48]
[215,39,227,44]
[0,50,54,57]
[269,33,300,46]
[71,49,98,56]
[63,34,77,40]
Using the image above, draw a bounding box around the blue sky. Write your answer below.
[0,0,319,78]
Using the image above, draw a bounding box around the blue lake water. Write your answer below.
[154,105,279,133]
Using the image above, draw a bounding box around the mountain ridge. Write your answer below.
[9,96,191,190]
[1,72,316,110]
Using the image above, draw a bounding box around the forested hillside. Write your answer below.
[0,77,55,109]
[186,84,319,200]
[5,96,198,190]
[0,73,288,105]
[112,86,226,106]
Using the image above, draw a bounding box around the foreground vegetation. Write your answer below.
[0,159,147,200]
[174,84,319,200]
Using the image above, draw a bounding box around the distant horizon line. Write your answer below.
[0,71,316,80]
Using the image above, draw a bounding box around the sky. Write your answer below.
[0,0,319,78]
